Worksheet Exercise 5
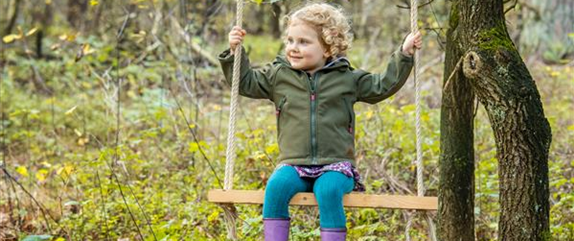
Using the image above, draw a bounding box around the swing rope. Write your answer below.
[412,0,424,199]
[220,0,435,239]
[224,0,244,192]
[220,0,244,239]
[409,0,437,240]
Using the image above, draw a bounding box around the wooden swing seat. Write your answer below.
[208,189,437,211]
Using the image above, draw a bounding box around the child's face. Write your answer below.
[285,20,329,74]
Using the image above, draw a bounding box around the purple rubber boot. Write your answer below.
[263,218,290,241]
[320,228,347,241]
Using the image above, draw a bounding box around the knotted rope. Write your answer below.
[221,0,244,239]
[407,0,437,240]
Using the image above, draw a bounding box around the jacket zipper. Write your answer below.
[309,73,319,164]
[276,97,287,133]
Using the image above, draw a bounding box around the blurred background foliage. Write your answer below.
[0,0,572,240]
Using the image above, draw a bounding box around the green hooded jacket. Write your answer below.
[219,46,413,166]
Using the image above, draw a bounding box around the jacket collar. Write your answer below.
[275,55,351,73]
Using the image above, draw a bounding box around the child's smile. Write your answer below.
[285,20,330,75]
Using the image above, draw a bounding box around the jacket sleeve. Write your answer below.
[219,47,277,100]
[355,46,414,104]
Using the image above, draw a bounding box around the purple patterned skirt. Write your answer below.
[277,161,365,192]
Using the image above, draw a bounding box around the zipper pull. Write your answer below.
[277,97,287,116]
[311,93,316,101]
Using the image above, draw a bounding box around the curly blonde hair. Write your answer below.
[284,3,353,57]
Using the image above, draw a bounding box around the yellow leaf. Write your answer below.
[189,142,199,153]
[60,33,77,42]
[82,43,89,53]
[55,238,66,241]
[567,125,574,131]
[57,165,74,176]
[74,129,82,137]
[365,110,374,120]
[45,0,52,4]
[43,97,55,105]
[207,210,220,222]
[40,161,52,168]
[77,137,89,146]
[401,104,416,113]
[36,169,49,182]
[422,113,430,122]
[2,34,21,43]
[65,105,78,115]
[82,43,95,54]
[26,28,38,37]
[50,43,60,50]
[90,0,99,6]
[16,166,28,177]
[255,153,267,161]
[76,44,91,62]
[265,144,279,155]
[189,124,196,129]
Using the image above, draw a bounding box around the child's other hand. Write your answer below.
[401,31,422,56]
[229,26,246,55]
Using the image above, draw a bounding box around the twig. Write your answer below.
[168,87,224,188]
[443,55,464,90]
[1,167,54,231]
[110,7,152,241]
[504,0,518,14]
[170,16,219,66]
[96,170,111,241]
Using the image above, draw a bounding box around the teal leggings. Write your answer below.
[263,165,354,229]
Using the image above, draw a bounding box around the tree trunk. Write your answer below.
[438,0,475,240]
[270,3,281,38]
[4,0,21,36]
[459,0,552,240]
[34,2,52,59]
[67,0,88,30]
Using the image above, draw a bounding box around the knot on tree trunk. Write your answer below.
[462,51,482,79]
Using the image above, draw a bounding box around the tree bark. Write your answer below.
[4,0,21,36]
[270,2,281,38]
[459,0,552,240]
[438,0,475,240]
[34,2,52,59]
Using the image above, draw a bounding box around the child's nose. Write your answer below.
[288,43,299,52]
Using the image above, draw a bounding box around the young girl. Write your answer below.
[220,2,422,240]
